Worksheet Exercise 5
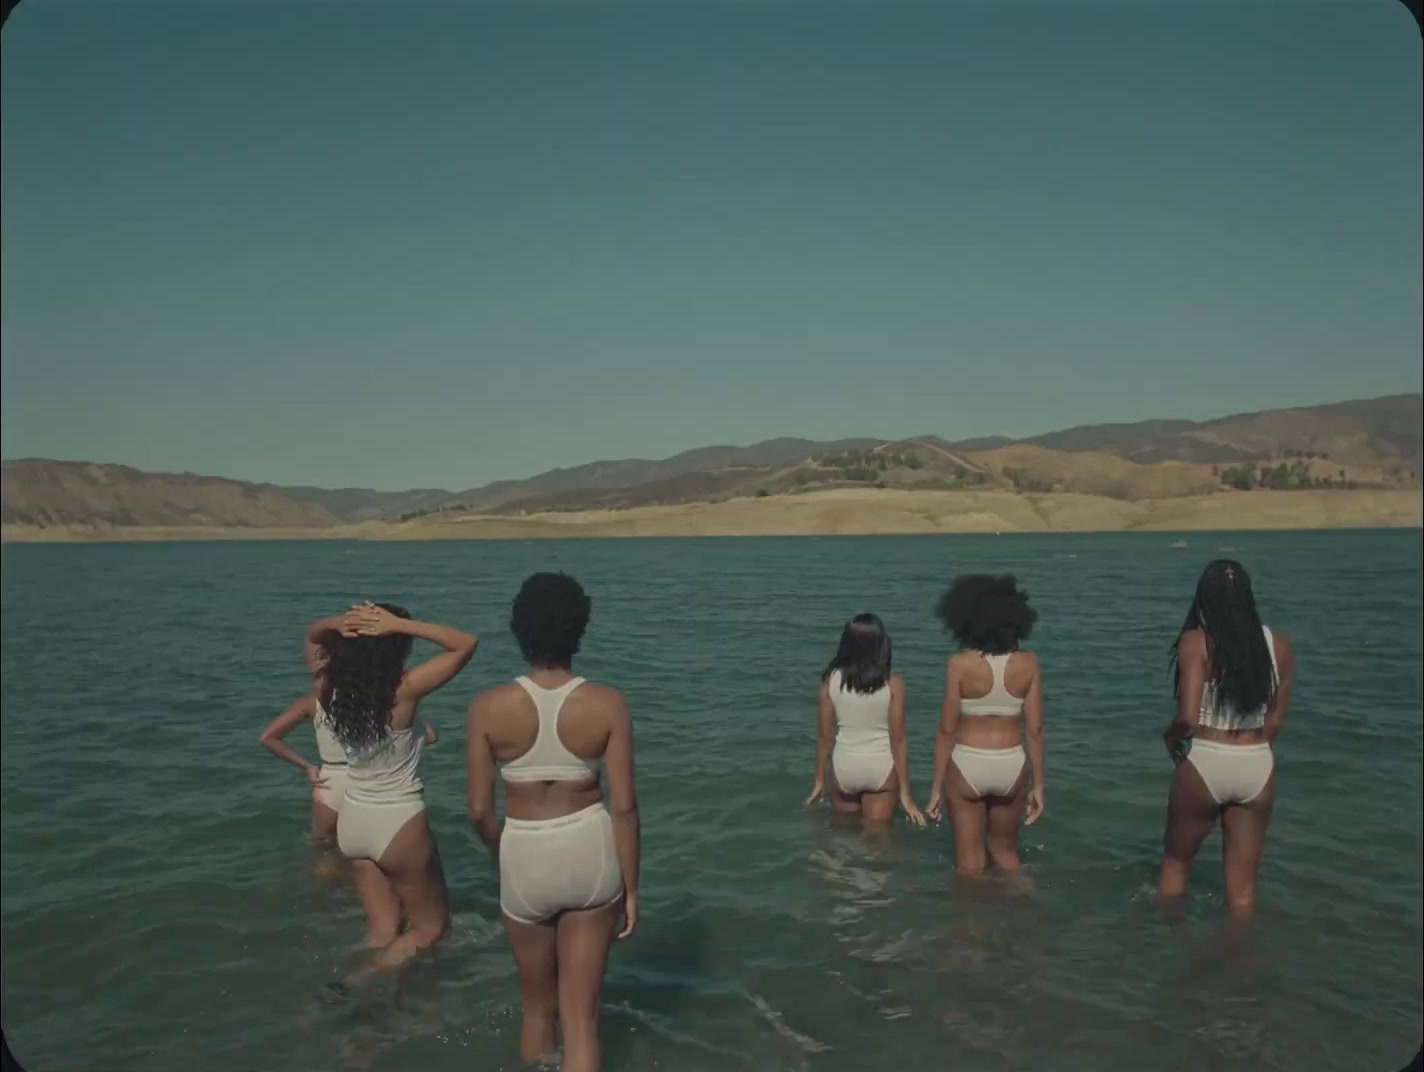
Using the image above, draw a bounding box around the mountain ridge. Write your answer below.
[3,393,1418,530]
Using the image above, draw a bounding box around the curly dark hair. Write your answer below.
[319,603,413,751]
[935,574,1037,654]
[1170,559,1276,714]
[511,572,590,668]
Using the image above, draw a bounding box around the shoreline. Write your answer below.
[3,488,1420,544]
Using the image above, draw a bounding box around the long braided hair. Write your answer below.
[319,603,413,750]
[1170,560,1276,713]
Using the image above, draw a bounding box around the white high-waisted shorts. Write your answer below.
[951,744,1028,798]
[831,746,894,794]
[500,803,623,924]
[1187,739,1274,804]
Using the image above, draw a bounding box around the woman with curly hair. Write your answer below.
[320,602,477,967]
[926,574,1045,873]
[1159,560,1295,914]
[467,572,639,1072]
[258,623,440,852]
[805,613,925,827]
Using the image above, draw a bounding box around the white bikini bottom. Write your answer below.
[1187,739,1274,805]
[831,746,894,794]
[952,744,1027,798]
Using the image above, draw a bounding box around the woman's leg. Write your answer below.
[1159,758,1219,900]
[1221,772,1275,915]
[505,915,560,1064]
[349,859,402,947]
[946,761,987,874]
[984,762,1032,871]
[859,767,899,823]
[312,801,340,841]
[368,811,450,971]
[556,901,620,1072]
[828,765,862,814]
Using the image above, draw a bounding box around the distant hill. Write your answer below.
[0,460,341,529]
[2,394,1417,531]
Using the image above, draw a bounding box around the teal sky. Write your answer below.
[2,0,1420,491]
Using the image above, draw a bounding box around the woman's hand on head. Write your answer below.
[344,603,402,637]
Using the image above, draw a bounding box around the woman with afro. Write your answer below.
[926,574,1045,874]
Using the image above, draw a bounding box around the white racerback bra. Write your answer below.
[501,676,604,784]
[960,652,1025,717]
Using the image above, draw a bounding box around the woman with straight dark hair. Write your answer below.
[806,613,925,826]
[467,572,639,1072]
[926,575,1045,873]
[1159,560,1295,914]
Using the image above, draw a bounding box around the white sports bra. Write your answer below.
[960,652,1025,717]
[501,676,604,784]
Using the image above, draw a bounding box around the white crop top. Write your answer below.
[959,652,1025,717]
[1197,625,1279,732]
[501,676,604,784]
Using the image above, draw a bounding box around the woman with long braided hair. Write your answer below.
[1159,560,1296,913]
[320,602,478,968]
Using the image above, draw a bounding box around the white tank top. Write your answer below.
[828,669,892,754]
[1197,625,1279,731]
[312,702,347,766]
[501,676,604,784]
[340,723,425,804]
[960,653,1025,717]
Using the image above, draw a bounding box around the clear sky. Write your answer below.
[2,0,1420,491]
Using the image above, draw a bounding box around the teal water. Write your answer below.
[2,531,1421,1072]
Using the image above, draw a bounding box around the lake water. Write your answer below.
[2,531,1421,1071]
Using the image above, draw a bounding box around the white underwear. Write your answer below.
[831,746,894,794]
[500,803,623,924]
[952,744,1027,798]
[336,794,425,862]
[1187,739,1274,805]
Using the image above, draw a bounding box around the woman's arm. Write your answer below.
[888,676,925,825]
[1023,657,1045,824]
[422,719,439,745]
[926,659,962,821]
[1165,631,1207,759]
[465,695,500,860]
[344,605,479,700]
[258,693,327,789]
[805,682,835,806]
[304,615,347,672]
[1263,632,1295,742]
[602,689,641,940]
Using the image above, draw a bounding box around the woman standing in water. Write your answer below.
[925,575,1045,873]
[258,619,439,846]
[1159,560,1295,914]
[805,613,925,826]
[257,618,348,842]
[467,572,639,1072]
[324,602,477,967]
